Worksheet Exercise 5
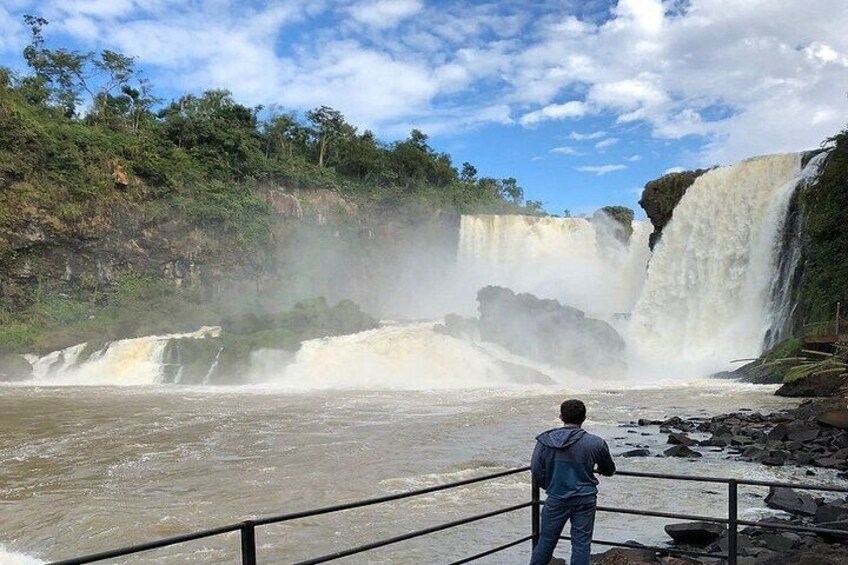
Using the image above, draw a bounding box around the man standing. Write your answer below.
[529,399,616,565]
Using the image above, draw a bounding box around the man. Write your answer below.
[529,399,616,565]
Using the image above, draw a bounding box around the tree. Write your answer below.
[501,177,523,203]
[460,162,477,183]
[306,106,353,167]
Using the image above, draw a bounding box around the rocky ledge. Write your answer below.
[635,399,848,473]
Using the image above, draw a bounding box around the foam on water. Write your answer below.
[0,545,43,565]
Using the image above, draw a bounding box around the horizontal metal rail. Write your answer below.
[447,535,534,565]
[45,466,848,565]
[292,502,532,565]
[256,466,530,526]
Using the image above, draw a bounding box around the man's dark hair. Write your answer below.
[560,399,586,425]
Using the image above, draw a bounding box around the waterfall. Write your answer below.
[28,328,219,386]
[457,215,650,317]
[627,153,815,376]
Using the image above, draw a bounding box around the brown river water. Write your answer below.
[3,382,840,564]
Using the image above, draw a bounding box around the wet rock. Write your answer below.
[777,373,848,398]
[591,547,655,564]
[817,410,848,429]
[621,449,651,457]
[664,445,702,458]
[638,419,662,426]
[787,425,821,442]
[764,487,818,516]
[664,522,725,545]
[667,433,697,446]
[815,502,848,524]
[760,450,789,466]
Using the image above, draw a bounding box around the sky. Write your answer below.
[1,0,847,216]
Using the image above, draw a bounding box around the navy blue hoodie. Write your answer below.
[531,427,616,500]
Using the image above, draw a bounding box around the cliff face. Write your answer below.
[639,169,708,249]
[794,137,848,325]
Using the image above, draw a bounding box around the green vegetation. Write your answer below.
[0,274,217,354]
[797,128,848,323]
[0,17,540,355]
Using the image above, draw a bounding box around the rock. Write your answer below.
[760,450,789,466]
[664,522,725,545]
[0,354,33,381]
[812,520,848,543]
[817,410,848,429]
[591,547,655,564]
[264,189,304,218]
[767,424,790,442]
[476,286,626,378]
[667,433,697,446]
[758,532,799,552]
[621,449,651,457]
[639,168,709,249]
[815,502,848,524]
[638,419,662,426]
[777,373,848,397]
[108,158,130,188]
[764,487,818,516]
[664,445,702,458]
[787,425,821,442]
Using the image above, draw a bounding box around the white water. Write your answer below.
[25,328,219,386]
[263,323,575,390]
[457,215,650,317]
[0,545,43,565]
[628,153,808,376]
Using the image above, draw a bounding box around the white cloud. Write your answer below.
[576,164,627,175]
[550,146,581,156]
[346,0,423,29]
[6,0,848,155]
[594,137,619,149]
[519,101,588,126]
[569,130,607,141]
[626,154,642,162]
[663,166,685,175]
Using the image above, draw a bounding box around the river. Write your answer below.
[1,382,835,564]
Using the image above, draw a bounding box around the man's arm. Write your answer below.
[530,441,547,487]
[596,440,616,477]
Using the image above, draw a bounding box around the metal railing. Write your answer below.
[46,468,848,565]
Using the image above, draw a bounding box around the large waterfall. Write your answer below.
[457,215,651,317]
[628,153,820,376]
[12,152,826,387]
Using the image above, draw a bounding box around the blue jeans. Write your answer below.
[529,495,596,565]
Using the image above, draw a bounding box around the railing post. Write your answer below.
[531,475,541,548]
[727,480,738,565]
[241,520,257,565]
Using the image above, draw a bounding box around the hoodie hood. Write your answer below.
[536,427,586,449]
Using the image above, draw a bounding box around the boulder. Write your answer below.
[639,168,709,250]
[664,522,725,545]
[664,445,702,458]
[621,449,651,458]
[667,433,697,446]
[817,410,848,429]
[476,286,626,378]
[764,487,818,516]
[591,547,655,564]
[815,501,848,524]
[776,373,848,398]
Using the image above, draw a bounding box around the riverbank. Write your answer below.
[589,396,848,564]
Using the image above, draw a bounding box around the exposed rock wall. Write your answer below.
[639,169,708,250]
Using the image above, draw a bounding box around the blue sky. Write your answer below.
[1,0,847,216]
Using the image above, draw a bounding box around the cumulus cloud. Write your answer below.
[4,0,848,156]
[519,101,588,126]
[576,164,627,175]
[346,0,423,29]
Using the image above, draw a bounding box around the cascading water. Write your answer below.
[26,328,219,386]
[456,215,650,317]
[627,153,819,376]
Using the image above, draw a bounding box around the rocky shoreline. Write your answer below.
[583,398,848,564]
